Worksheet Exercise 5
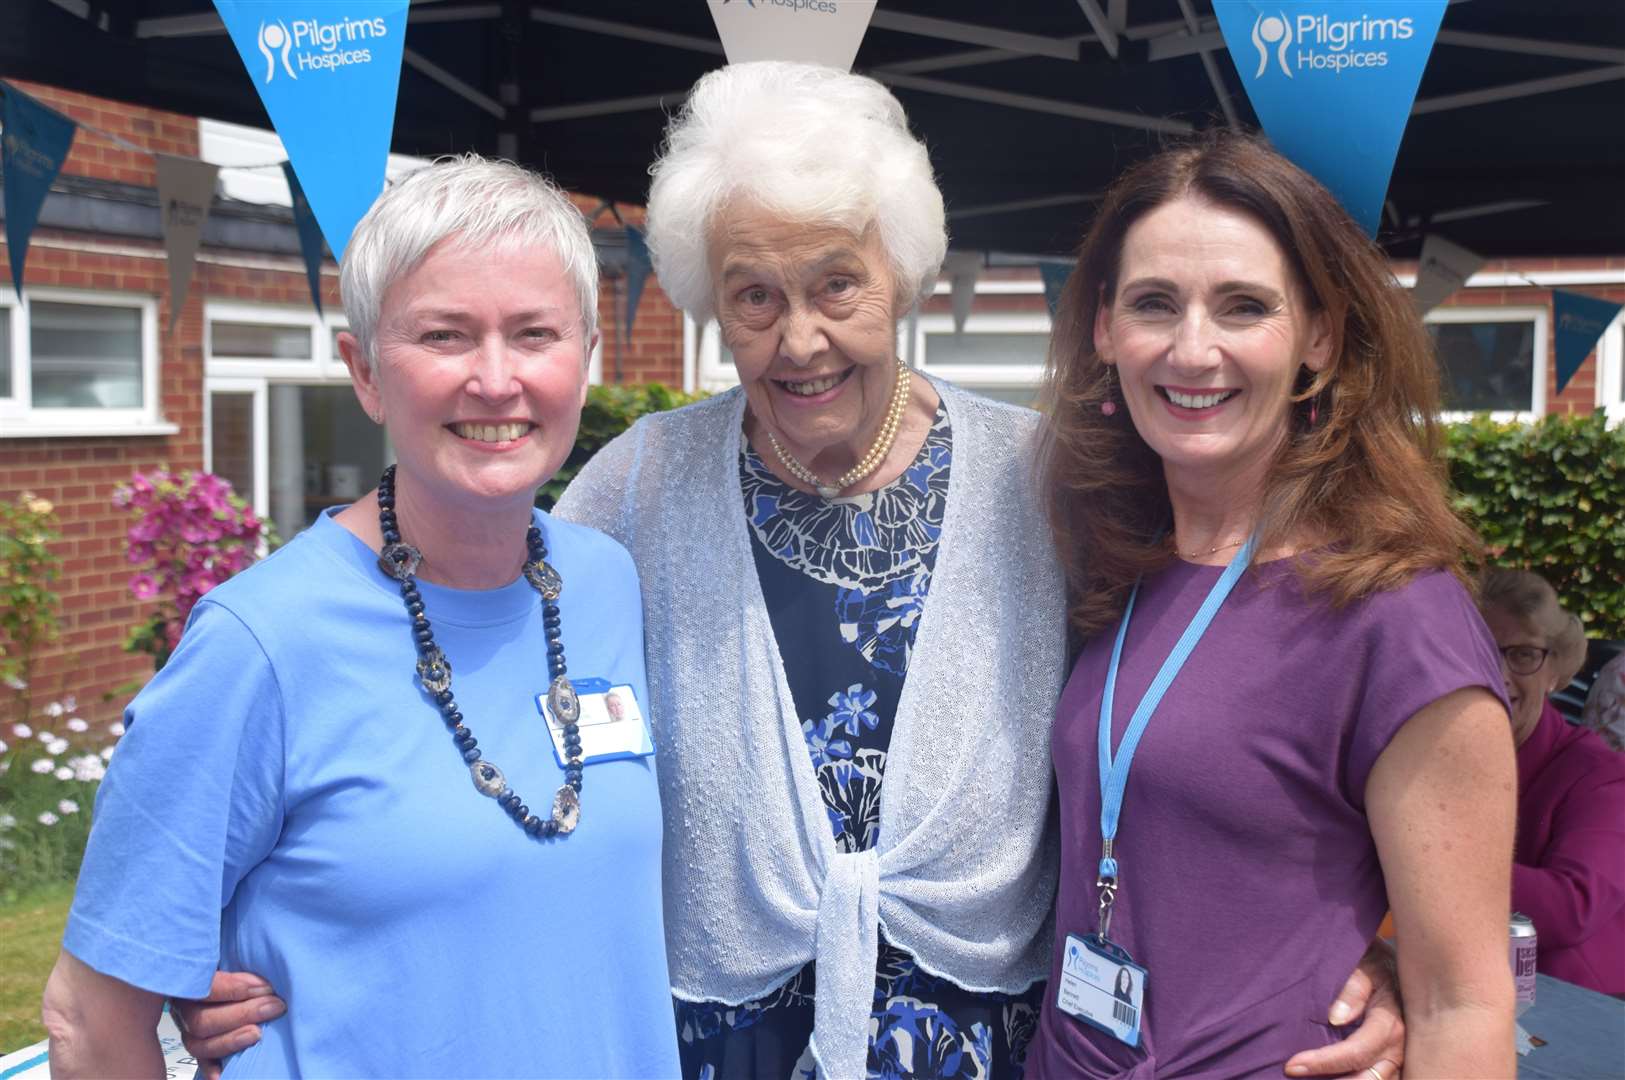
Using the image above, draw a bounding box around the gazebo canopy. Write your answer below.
[5,0,1623,259]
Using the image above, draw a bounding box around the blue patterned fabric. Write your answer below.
[675,409,1041,1080]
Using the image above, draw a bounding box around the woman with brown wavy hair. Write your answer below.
[1028,132,1517,1079]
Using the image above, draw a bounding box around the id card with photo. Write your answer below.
[537,678,654,767]
[1055,933,1147,1048]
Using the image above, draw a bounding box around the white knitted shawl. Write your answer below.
[554,378,1066,1080]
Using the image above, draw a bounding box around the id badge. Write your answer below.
[1055,933,1147,1048]
[537,678,654,766]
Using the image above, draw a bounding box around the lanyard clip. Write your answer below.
[1096,840,1119,941]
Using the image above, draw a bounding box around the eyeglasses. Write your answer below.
[1499,645,1551,676]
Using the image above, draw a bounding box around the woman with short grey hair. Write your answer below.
[43,156,679,1078]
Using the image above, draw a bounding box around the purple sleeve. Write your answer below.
[1344,572,1510,807]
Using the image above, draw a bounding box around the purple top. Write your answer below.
[1030,559,1506,1079]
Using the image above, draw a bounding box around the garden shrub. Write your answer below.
[537,382,707,509]
[1445,413,1625,639]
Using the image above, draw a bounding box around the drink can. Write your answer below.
[1510,913,1537,1015]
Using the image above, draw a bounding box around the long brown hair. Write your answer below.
[1037,131,1481,641]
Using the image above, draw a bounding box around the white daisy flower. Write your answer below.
[0,738,7,754]
[73,758,106,782]
[44,702,64,718]
[37,811,59,826]
[67,718,89,733]
[54,766,73,781]
[109,722,126,737]
[0,813,16,829]
[30,758,54,774]
[100,746,115,762]
[47,738,69,756]
[12,723,33,738]
[58,799,80,815]
[62,695,77,713]
[36,730,54,742]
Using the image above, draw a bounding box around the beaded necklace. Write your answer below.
[374,465,584,839]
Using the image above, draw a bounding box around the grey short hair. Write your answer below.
[646,61,948,322]
[340,154,599,370]
[1481,569,1589,687]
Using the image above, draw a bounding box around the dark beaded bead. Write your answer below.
[515,804,528,819]
[382,529,401,544]
[435,690,454,706]
[455,732,476,750]
[462,748,481,762]
[413,626,433,642]
[542,604,560,618]
[524,816,543,835]
[569,777,582,792]
[546,641,565,656]
[542,820,559,837]
[407,601,424,616]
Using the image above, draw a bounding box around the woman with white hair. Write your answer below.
[40,157,680,1078]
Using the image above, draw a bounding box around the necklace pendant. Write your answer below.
[816,484,841,499]
[416,647,452,694]
[524,559,563,600]
[470,760,506,797]
[378,541,423,582]
[551,784,581,834]
[547,674,580,725]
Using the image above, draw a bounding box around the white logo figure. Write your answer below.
[1250,12,1292,79]
[257,20,297,83]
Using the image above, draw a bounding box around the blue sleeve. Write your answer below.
[63,599,285,998]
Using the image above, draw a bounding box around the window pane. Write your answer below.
[1430,321,1534,412]
[0,308,11,398]
[30,301,143,408]
[268,384,389,540]
[209,392,256,504]
[923,331,1049,366]
[212,321,314,360]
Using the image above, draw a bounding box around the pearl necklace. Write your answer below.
[764,359,912,499]
[375,466,584,840]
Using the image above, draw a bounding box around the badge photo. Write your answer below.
[537,678,654,766]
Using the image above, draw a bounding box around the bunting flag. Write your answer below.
[1040,262,1073,319]
[622,225,652,342]
[1552,290,1625,396]
[1412,234,1484,315]
[213,0,408,259]
[283,161,326,314]
[1213,1,1447,235]
[155,154,220,328]
[943,252,982,333]
[707,0,876,70]
[2,84,77,298]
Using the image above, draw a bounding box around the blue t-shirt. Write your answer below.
[65,510,680,1078]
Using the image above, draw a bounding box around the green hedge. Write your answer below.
[1445,413,1625,639]
[537,383,707,510]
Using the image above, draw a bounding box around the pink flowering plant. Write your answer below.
[115,468,274,670]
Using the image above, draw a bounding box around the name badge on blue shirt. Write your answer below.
[1056,933,1147,1048]
[538,678,654,766]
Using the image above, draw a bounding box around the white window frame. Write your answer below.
[914,310,1049,402]
[1596,316,1624,427]
[206,300,337,379]
[1424,305,1548,423]
[0,287,174,438]
[203,377,270,521]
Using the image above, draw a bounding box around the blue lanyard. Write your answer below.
[1093,536,1255,940]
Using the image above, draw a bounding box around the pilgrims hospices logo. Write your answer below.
[256,13,389,84]
[1250,10,1416,78]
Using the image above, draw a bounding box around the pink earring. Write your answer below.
[1101,367,1118,416]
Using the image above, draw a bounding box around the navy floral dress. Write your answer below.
[674,409,1043,1080]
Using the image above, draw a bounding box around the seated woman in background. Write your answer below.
[1583,650,1625,751]
[1030,132,1518,1078]
[1480,570,1625,997]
